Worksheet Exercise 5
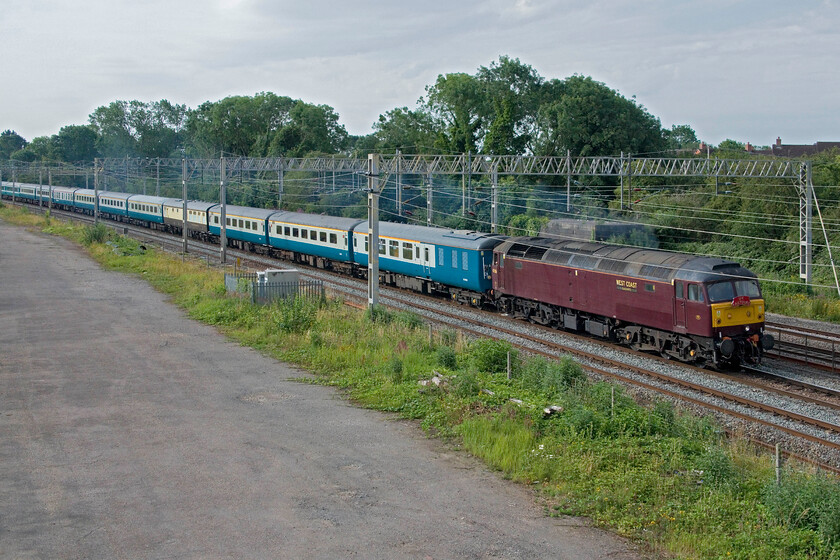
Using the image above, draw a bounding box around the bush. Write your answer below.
[272,296,321,333]
[394,310,423,329]
[437,346,457,369]
[763,474,840,548]
[81,224,110,245]
[468,338,517,375]
[694,445,737,488]
[365,304,392,324]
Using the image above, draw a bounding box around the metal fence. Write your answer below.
[224,272,324,304]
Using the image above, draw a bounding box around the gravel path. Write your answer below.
[0,219,647,559]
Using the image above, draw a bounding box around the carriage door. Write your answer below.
[674,281,687,330]
[423,245,432,277]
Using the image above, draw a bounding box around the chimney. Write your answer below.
[745,142,753,152]
[776,137,782,146]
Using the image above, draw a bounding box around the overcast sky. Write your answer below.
[1,0,838,148]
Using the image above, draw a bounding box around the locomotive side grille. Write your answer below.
[639,264,673,280]
[597,259,629,273]
[570,255,597,269]
[524,245,548,260]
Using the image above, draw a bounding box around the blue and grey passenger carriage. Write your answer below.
[73,189,98,214]
[268,212,363,268]
[208,205,278,249]
[97,191,131,219]
[351,222,505,304]
[127,195,174,226]
[50,186,77,210]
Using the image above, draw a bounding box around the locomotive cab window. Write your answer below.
[645,283,655,293]
[687,284,705,302]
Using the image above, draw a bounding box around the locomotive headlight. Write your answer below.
[745,326,750,332]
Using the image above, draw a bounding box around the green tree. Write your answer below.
[423,72,484,154]
[54,125,99,162]
[371,106,437,152]
[716,138,746,152]
[477,56,543,154]
[535,75,665,157]
[89,101,139,157]
[664,124,700,151]
[10,136,56,161]
[187,93,346,157]
[0,130,27,160]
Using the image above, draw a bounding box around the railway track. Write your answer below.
[764,320,840,373]
[10,200,840,472]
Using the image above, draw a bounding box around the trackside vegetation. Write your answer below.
[3,203,840,560]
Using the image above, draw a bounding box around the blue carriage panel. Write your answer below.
[127,195,174,224]
[268,212,362,263]
[0,182,16,197]
[73,189,98,212]
[98,191,130,217]
[51,187,78,208]
[208,205,279,246]
[19,184,38,201]
[350,221,505,292]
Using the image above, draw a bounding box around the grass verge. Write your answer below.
[3,203,840,560]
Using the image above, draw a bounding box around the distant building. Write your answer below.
[695,138,840,157]
[759,137,840,157]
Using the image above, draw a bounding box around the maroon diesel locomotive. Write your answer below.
[491,237,774,368]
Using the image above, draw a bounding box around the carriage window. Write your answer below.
[389,240,399,257]
[329,233,337,244]
[403,242,414,260]
[301,229,308,239]
[238,219,244,228]
[320,232,327,243]
[452,250,458,268]
[226,217,231,226]
[311,230,317,241]
[688,284,704,302]
[379,239,386,255]
[462,252,469,271]
[675,281,684,299]
[645,283,655,293]
[425,247,430,262]
[284,226,290,236]
[276,225,281,234]
[292,228,299,237]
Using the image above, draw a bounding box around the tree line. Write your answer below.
[1,56,703,164]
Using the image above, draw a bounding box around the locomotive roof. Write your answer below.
[352,221,506,250]
[498,237,756,284]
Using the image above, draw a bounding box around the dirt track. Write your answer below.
[0,220,647,559]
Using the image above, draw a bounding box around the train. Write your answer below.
[2,180,774,368]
